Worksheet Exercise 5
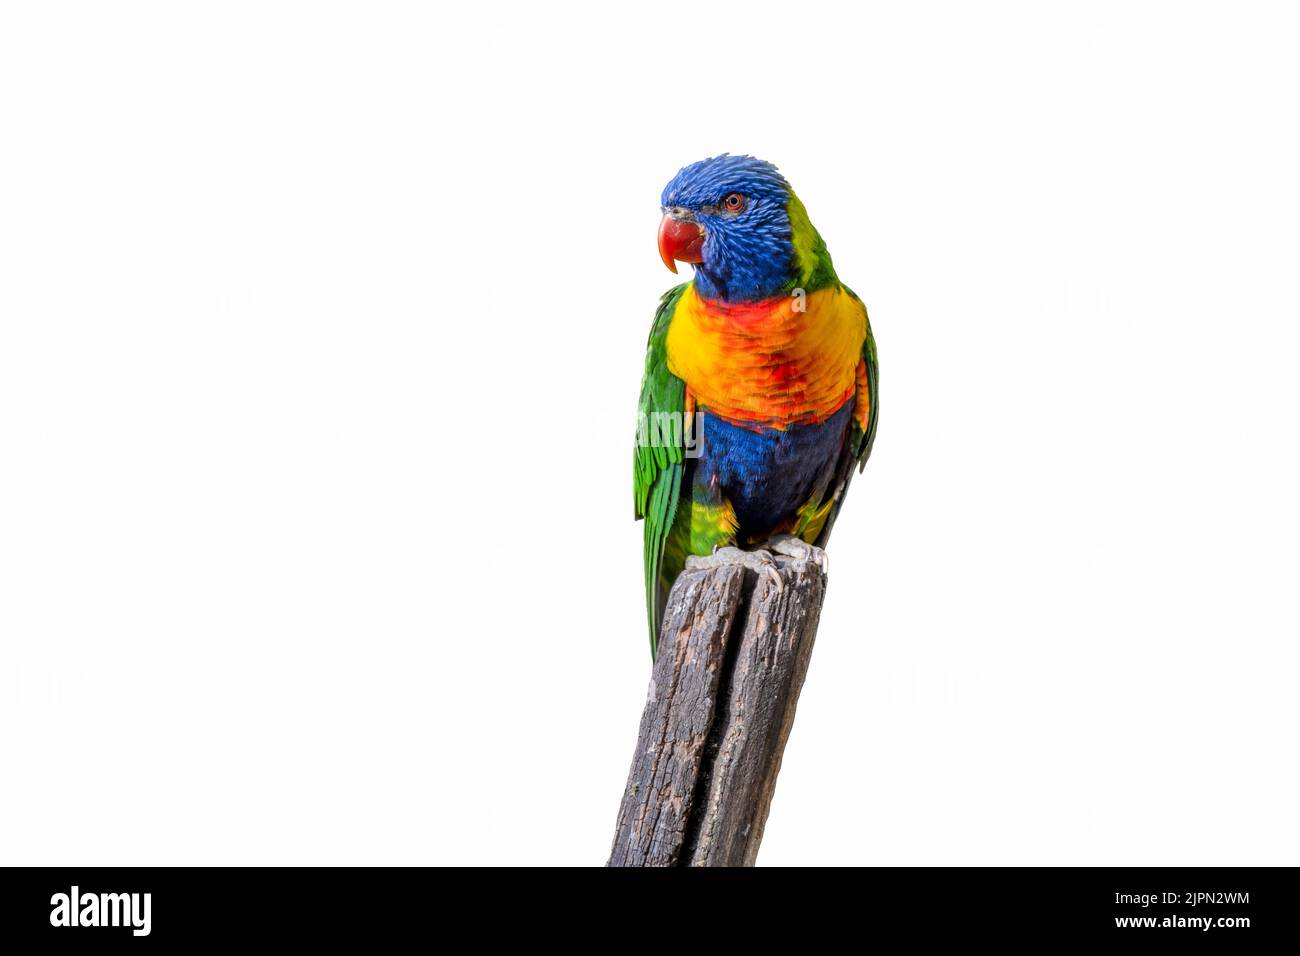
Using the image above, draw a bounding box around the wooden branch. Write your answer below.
[608,556,827,867]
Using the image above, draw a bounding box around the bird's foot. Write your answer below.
[684,546,784,592]
[763,534,829,574]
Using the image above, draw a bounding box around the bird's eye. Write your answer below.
[722,193,746,212]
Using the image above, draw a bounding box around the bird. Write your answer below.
[634,154,879,657]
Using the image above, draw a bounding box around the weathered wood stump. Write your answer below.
[608,555,827,867]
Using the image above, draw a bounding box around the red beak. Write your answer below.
[658,215,705,273]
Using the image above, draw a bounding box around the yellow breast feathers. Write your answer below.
[665,283,865,427]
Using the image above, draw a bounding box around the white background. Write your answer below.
[2,1,1298,866]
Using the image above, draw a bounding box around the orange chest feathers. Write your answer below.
[665,284,866,428]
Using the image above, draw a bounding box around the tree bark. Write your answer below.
[607,555,827,867]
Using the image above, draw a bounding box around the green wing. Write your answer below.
[633,284,688,657]
[815,287,879,548]
[854,298,880,471]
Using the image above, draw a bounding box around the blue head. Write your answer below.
[658,154,832,302]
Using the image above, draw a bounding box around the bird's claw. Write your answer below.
[685,546,784,592]
[764,535,829,574]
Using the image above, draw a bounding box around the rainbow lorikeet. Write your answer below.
[634,155,879,657]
